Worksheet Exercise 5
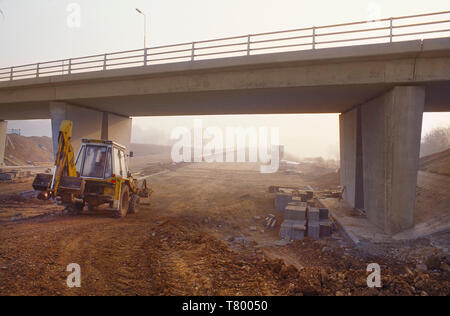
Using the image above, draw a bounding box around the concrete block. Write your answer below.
[0,173,12,181]
[319,221,332,238]
[307,223,320,240]
[319,208,329,220]
[274,193,293,211]
[308,208,320,222]
[287,201,308,208]
[280,219,306,240]
[284,205,307,221]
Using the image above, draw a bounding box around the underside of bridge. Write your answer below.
[0,85,433,235]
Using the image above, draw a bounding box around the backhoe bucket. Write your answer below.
[59,176,85,194]
[32,173,52,192]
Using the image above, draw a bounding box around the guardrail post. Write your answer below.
[10,67,13,81]
[103,53,108,70]
[191,42,195,61]
[312,27,316,49]
[144,48,148,66]
[247,35,251,56]
[68,59,72,74]
[36,63,40,78]
[389,17,393,43]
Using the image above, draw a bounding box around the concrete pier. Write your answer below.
[50,102,131,156]
[361,86,425,234]
[0,120,7,166]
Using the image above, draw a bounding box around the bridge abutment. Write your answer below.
[0,120,7,166]
[50,102,131,157]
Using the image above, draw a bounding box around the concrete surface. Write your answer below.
[320,198,392,244]
[50,102,131,155]
[339,108,364,209]
[0,120,7,166]
[1,39,450,119]
[361,86,425,234]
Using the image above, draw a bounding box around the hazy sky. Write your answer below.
[1,0,450,159]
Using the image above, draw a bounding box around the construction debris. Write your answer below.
[264,214,277,230]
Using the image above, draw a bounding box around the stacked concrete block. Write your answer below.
[284,205,307,221]
[319,222,332,237]
[307,208,321,239]
[319,208,329,220]
[280,219,307,240]
[274,192,293,211]
[287,201,307,208]
[319,208,332,238]
[298,190,314,202]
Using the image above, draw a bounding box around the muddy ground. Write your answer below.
[0,162,449,296]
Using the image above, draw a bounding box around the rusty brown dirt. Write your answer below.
[0,163,449,296]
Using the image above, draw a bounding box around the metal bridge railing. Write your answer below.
[1,10,449,82]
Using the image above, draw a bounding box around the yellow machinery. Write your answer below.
[33,120,151,218]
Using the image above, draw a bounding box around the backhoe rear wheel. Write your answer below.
[113,185,130,218]
[128,195,140,214]
[66,202,84,216]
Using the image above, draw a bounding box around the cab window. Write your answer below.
[81,145,107,178]
[75,146,86,173]
[105,148,112,178]
[114,148,122,177]
[120,150,127,177]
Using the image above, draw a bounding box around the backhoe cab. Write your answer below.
[32,120,151,218]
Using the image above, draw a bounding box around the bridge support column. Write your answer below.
[50,102,131,157]
[101,112,132,152]
[0,120,7,166]
[339,107,364,209]
[361,86,425,234]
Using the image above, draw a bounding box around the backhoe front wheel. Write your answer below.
[113,186,130,218]
[128,195,140,214]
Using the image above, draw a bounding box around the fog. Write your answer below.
[6,112,450,161]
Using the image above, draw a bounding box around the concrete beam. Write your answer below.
[361,86,425,234]
[0,39,449,117]
[0,120,7,166]
[339,107,364,209]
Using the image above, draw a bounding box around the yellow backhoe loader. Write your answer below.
[32,120,151,218]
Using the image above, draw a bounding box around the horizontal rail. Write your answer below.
[1,10,449,82]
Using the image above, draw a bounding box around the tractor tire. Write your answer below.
[128,195,140,214]
[66,202,84,216]
[113,185,130,218]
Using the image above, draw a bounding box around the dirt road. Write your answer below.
[0,163,449,296]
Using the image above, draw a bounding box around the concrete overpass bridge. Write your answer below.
[0,11,449,235]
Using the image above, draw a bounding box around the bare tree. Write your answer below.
[420,126,450,157]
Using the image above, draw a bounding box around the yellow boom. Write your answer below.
[33,120,84,201]
[51,120,78,196]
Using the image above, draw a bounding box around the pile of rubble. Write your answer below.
[273,189,333,241]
